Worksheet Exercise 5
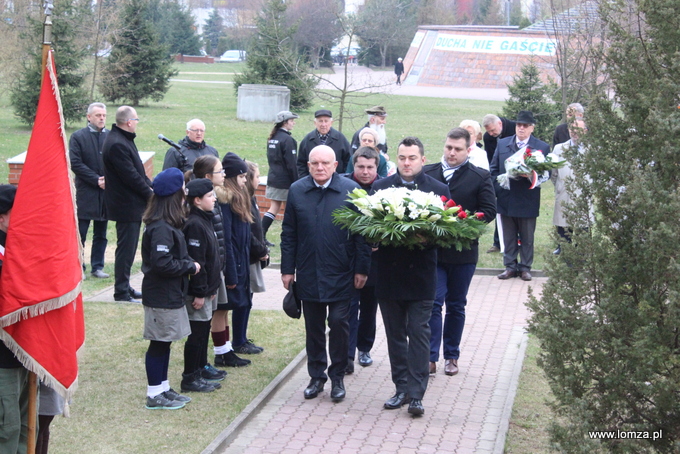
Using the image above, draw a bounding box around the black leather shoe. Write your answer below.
[129,288,143,299]
[497,269,517,280]
[304,379,325,399]
[520,270,533,281]
[384,392,410,409]
[330,378,345,402]
[358,351,373,367]
[408,398,424,416]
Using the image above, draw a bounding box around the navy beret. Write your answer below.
[153,168,184,196]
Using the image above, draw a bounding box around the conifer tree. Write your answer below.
[99,0,177,106]
[501,62,560,142]
[528,0,680,451]
[10,0,90,126]
[203,9,224,56]
[150,0,202,56]
[233,0,316,110]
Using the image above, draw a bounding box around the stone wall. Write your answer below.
[403,26,558,90]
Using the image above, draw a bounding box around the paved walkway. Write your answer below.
[87,268,542,453]
[170,64,510,102]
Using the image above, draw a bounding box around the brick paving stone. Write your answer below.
[194,274,544,453]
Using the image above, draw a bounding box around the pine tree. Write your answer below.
[233,0,316,110]
[150,0,202,56]
[501,62,560,143]
[527,0,680,451]
[10,0,90,126]
[99,0,177,106]
[203,9,223,56]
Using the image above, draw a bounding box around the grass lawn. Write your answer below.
[47,300,305,454]
[505,335,558,453]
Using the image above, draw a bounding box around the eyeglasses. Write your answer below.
[188,129,205,133]
[208,169,225,175]
[128,118,140,122]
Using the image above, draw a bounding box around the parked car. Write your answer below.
[219,50,246,62]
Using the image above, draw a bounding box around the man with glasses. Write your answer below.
[489,110,550,282]
[162,119,219,172]
[103,106,153,302]
[281,145,371,404]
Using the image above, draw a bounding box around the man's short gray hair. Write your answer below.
[482,114,501,127]
[87,102,106,115]
[186,118,205,130]
[567,103,585,116]
[115,106,135,125]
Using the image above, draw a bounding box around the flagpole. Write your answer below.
[27,3,56,453]
[41,1,53,80]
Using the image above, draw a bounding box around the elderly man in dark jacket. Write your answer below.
[103,106,153,302]
[296,110,351,178]
[69,102,110,279]
[162,119,219,172]
[281,145,371,403]
[490,110,550,281]
[424,128,497,378]
[372,137,451,416]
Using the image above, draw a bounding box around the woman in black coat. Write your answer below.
[262,111,299,244]
[218,153,263,356]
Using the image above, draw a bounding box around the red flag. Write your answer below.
[0,50,85,399]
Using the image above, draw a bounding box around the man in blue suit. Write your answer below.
[489,111,549,281]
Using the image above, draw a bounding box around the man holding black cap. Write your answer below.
[489,110,550,281]
[103,106,153,302]
[282,145,371,403]
[297,110,351,178]
[350,106,389,157]
[0,184,33,452]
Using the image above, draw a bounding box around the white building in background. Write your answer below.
[344,0,365,14]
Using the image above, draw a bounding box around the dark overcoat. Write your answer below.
[216,186,251,309]
[281,173,371,303]
[266,128,298,189]
[69,125,108,221]
[424,161,497,265]
[489,134,550,219]
[102,124,153,222]
[297,128,351,178]
[370,172,451,301]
